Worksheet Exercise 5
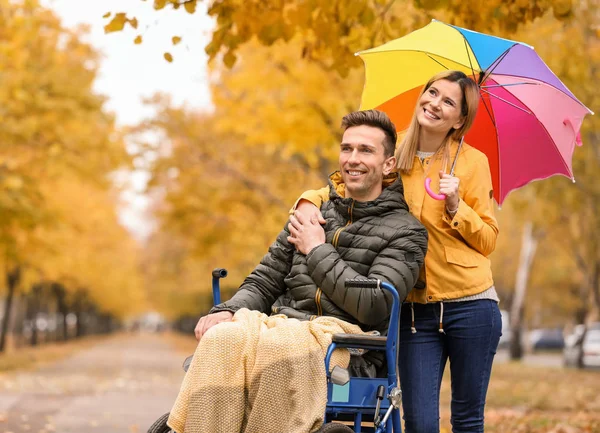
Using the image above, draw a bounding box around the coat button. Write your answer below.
[428,296,432,299]
[453,222,458,227]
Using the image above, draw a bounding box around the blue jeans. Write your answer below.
[399,300,502,433]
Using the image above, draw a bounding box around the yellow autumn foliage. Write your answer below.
[0,0,144,320]
[108,0,578,73]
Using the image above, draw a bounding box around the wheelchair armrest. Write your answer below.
[332,333,387,348]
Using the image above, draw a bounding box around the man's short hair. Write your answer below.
[341,110,397,158]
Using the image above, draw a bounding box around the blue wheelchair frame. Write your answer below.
[211,269,402,433]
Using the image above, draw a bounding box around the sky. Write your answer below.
[45,0,215,239]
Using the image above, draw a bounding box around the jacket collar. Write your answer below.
[326,171,409,219]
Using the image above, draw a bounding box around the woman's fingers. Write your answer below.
[288,214,302,231]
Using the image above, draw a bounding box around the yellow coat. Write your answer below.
[296,140,498,303]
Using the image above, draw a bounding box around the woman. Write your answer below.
[294,70,501,432]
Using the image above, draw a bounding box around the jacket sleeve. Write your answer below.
[305,224,428,326]
[442,153,499,256]
[210,227,294,315]
[289,186,330,214]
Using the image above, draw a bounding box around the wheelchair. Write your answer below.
[147,269,403,433]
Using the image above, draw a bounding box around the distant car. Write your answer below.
[564,323,600,369]
[528,328,564,351]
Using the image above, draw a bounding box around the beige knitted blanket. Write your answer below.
[167,308,364,433]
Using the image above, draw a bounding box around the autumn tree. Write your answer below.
[134,93,329,317]
[0,0,141,350]
[510,0,600,323]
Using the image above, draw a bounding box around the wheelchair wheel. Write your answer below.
[147,412,173,433]
[317,423,355,432]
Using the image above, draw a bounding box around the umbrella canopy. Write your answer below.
[357,20,594,204]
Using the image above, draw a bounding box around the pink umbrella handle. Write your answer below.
[425,177,446,201]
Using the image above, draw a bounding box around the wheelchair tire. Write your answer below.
[147,412,173,433]
[317,423,356,432]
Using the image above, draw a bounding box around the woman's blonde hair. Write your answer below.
[396,70,480,174]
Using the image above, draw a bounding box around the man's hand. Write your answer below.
[194,311,233,341]
[295,199,326,224]
[439,170,460,211]
[287,210,326,255]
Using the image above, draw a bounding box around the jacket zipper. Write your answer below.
[315,288,323,316]
[315,200,354,316]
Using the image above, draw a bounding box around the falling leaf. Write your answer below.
[103,13,127,33]
[223,50,237,68]
[172,36,182,45]
[154,0,167,10]
[129,17,138,29]
[184,0,197,13]
[164,52,173,62]
[102,12,111,18]
[134,35,143,44]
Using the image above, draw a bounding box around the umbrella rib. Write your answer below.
[362,50,479,71]
[480,82,540,89]
[479,90,497,128]
[481,79,575,181]
[487,82,576,180]
[485,72,594,112]
[426,54,450,70]
[462,38,478,83]
[481,46,515,82]
[457,34,499,132]
[482,45,592,113]
[480,89,533,114]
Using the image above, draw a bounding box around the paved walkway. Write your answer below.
[0,333,187,433]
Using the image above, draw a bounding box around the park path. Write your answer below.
[0,333,188,433]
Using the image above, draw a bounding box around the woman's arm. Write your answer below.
[290,186,329,211]
[443,154,499,256]
[290,186,330,221]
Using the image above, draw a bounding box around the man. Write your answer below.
[195,109,428,339]
[170,110,427,433]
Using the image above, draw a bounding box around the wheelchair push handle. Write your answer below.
[342,278,401,369]
[211,268,228,306]
[344,278,399,305]
[344,278,380,289]
[212,268,228,279]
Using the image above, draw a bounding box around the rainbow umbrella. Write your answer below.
[357,20,594,204]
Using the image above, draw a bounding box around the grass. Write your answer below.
[439,361,600,432]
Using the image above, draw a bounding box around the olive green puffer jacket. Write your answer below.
[211,172,428,332]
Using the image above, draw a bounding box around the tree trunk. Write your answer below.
[26,284,43,347]
[53,283,68,341]
[74,290,87,338]
[509,222,539,360]
[590,260,600,322]
[0,265,21,352]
